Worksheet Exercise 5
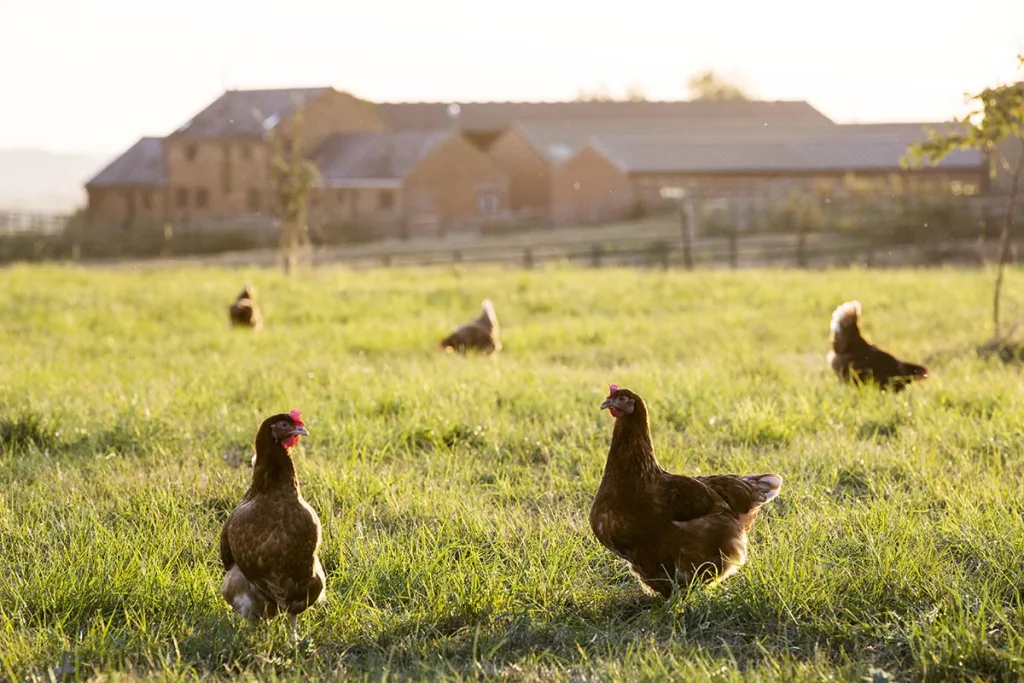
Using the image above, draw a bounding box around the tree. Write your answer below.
[268,112,319,276]
[623,82,648,102]
[575,82,615,102]
[575,82,648,102]
[686,70,749,101]
[905,55,1024,340]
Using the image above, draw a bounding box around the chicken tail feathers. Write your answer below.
[829,300,864,352]
[479,299,498,328]
[744,473,783,504]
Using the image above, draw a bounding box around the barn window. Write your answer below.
[476,187,501,215]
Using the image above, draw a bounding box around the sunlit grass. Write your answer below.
[0,263,1022,681]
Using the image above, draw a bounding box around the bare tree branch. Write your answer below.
[269,112,319,276]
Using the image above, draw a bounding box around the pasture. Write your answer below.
[1,263,1022,682]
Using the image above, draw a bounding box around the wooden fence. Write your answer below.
[0,210,69,236]
[4,189,1022,270]
[117,227,1008,273]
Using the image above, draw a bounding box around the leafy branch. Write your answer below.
[904,56,1024,338]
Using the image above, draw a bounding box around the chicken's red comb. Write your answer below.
[289,409,305,426]
[608,384,619,396]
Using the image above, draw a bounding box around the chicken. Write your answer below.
[438,299,501,355]
[229,283,262,330]
[220,410,325,639]
[827,300,928,393]
[590,385,782,597]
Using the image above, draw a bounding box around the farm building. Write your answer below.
[309,130,509,237]
[84,87,985,234]
[377,98,834,150]
[510,122,989,225]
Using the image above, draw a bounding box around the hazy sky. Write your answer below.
[2,0,1022,156]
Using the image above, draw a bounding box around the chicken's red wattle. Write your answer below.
[283,409,305,449]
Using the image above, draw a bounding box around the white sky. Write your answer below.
[2,0,1022,155]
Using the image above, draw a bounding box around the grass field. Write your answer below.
[1,263,1023,682]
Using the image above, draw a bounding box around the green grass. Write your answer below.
[1,263,1023,682]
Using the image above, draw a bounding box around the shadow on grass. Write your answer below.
[22,580,1021,682]
[977,340,1024,366]
[341,589,883,680]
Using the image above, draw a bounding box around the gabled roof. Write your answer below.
[171,88,330,139]
[312,130,453,187]
[572,123,985,175]
[85,137,166,188]
[377,99,834,133]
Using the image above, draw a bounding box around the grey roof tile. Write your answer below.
[377,100,834,133]
[512,119,822,163]
[576,123,985,174]
[312,130,453,184]
[172,88,329,139]
[86,137,165,187]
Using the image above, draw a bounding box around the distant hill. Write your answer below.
[0,148,110,213]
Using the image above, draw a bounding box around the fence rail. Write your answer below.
[3,189,1022,269]
[304,232,999,271]
[0,210,69,235]
[81,227,1014,273]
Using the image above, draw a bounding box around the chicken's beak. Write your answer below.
[291,425,310,437]
[599,397,614,410]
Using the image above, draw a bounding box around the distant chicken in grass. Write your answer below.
[827,300,928,393]
[590,385,783,597]
[229,283,262,330]
[438,299,501,355]
[220,410,324,639]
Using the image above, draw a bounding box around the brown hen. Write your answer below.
[439,299,501,355]
[220,410,325,638]
[827,300,928,393]
[229,283,262,330]
[590,386,782,597]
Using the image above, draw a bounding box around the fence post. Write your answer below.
[729,228,738,269]
[382,254,392,268]
[453,250,462,264]
[591,243,603,268]
[680,200,694,270]
[796,228,808,268]
[162,222,174,258]
[523,247,534,269]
